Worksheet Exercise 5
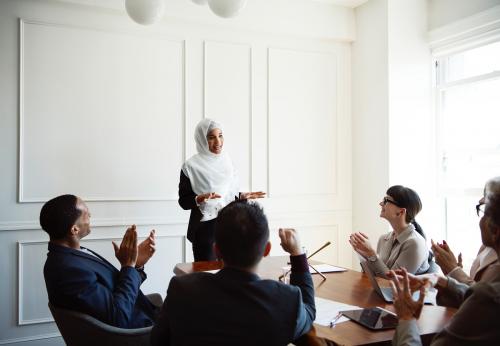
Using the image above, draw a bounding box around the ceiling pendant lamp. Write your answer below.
[207,0,247,18]
[125,0,166,25]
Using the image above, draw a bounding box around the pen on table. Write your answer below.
[287,241,332,264]
[329,312,343,328]
[280,241,332,281]
[307,241,331,260]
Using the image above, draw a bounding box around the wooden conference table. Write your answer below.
[174,256,456,346]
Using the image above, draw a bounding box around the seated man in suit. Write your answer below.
[41,194,158,328]
[151,199,316,346]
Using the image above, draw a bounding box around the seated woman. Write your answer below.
[349,185,430,277]
[389,176,500,345]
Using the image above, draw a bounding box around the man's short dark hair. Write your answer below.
[215,200,269,268]
[40,194,81,240]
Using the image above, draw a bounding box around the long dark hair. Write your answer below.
[387,185,433,263]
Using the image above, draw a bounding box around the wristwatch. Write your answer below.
[367,254,378,262]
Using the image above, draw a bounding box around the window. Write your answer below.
[435,40,500,273]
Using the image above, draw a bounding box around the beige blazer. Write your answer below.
[393,264,500,346]
[366,224,429,277]
[448,245,498,285]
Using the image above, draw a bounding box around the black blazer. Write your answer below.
[178,170,240,242]
[151,256,316,346]
[44,243,156,328]
[178,170,202,242]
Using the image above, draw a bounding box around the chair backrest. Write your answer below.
[48,303,152,346]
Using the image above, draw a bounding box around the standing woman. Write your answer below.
[349,185,431,277]
[178,118,265,261]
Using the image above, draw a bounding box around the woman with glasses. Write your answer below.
[389,176,500,345]
[349,185,431,277]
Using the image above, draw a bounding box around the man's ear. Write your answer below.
[214,243,222,260]
[70,224,79,236]
[263,241,271,257]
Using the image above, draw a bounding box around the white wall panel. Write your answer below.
[204,41,252,192]
[20,20,184,202]
[18,242,51,325]
[1,0,352,343]
[268,48,337,197]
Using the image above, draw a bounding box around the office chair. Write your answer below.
[48,293,162,346]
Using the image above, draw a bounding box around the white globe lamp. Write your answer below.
[207,0,247,18]
[125,0,166,25]
[190,0,208,5]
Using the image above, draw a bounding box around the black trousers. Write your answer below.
[192,219,217,261]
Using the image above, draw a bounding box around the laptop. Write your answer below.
[360,261,435,304]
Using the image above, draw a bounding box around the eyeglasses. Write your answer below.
[476,202,485,217]
[382,197,401,207]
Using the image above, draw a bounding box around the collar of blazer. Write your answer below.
[216,267,260,282]
[48,242,118,271]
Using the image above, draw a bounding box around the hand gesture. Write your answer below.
[112,225,138,268]
[387,269,436,292]
[136,229,156,268]
[196,192,221,205]
[349,232,376,258]
[389,268,426,321]
[279,228,302,256]
[431,239,459,275]
[240,191,266,200]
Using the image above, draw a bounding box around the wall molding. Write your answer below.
[18,18,186,203]
[0,332,61,345]
[266,47,339,198]
[202,40,254,191]
[0,208,352,232]
[429,5,500,57]
[0,216,189,232]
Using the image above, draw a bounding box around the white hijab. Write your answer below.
[182,118,239,221]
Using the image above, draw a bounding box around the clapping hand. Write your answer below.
[240,191,266,200]
[136,229,156,268]
[431,239,459,275]
[386,269,436,293]
[279,228,303,256]
[388,268,426,320]
[349,232,376,258]
[112,225,138,268]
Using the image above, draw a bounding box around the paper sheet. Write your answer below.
[309,264,347,273]
[282,264,347,274]
[314,297,362,326]
[203,269,220,274]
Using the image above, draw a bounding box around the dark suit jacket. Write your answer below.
[178,170,240,243]
[44,243,156,328]
[151,255,316,346]
[178,170,202,242]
